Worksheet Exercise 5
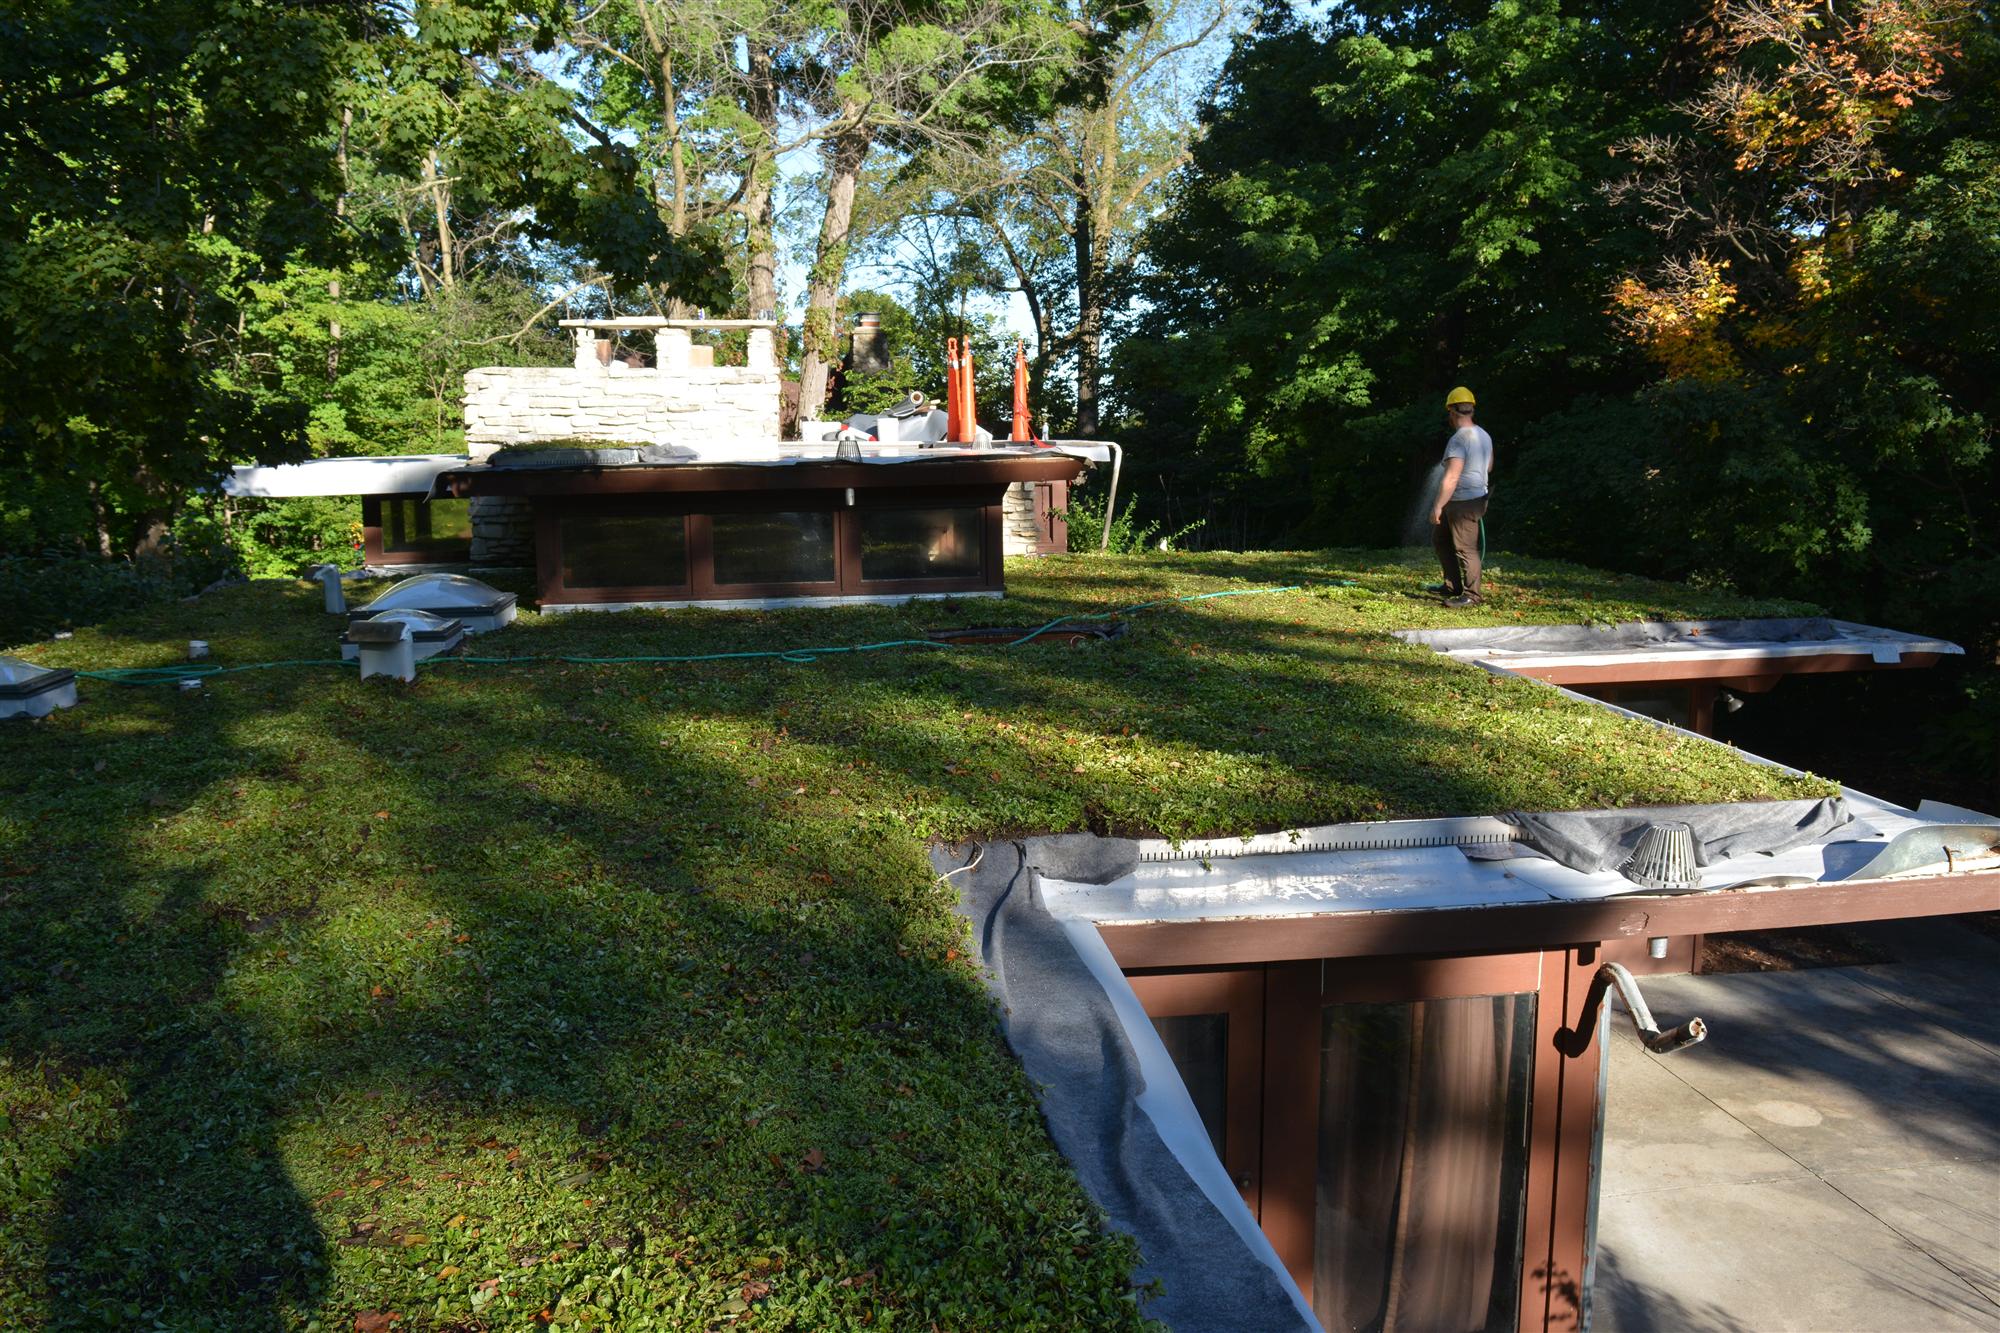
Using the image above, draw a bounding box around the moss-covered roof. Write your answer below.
[0,550,1831,1328]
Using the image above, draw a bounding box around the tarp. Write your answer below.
[936,839,1313,1333]
[1501,797,1851,874]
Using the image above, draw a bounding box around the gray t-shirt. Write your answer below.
[1444,425,1492,501]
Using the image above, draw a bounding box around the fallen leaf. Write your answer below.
[437,1265,461,1280]
[802,1147,825,1173]
[354,1314,400,1333]
[374,810,390,819]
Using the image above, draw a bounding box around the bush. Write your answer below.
[1,555,200,644]
[1059,487,1205,554]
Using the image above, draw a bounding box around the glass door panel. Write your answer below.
[1315,994,1535,1333]
[1152,1012,1229,1161]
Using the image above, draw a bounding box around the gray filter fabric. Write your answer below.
[1503,797,1851,874]
[935,839,1312,1333]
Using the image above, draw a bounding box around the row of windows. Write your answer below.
[558,507,983,591]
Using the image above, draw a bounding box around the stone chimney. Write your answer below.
[849,313,889,375]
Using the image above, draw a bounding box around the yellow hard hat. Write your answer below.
[1445,386,1476,409]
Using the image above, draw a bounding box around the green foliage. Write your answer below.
[1125,0,1670,545]
[0,0,724,570]
[223,497,366,580]
[1125,0,1997,694]
[0,557,191,644]
[0,552,1826,1326]
[1059,487,1206,555]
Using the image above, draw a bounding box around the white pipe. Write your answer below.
[1100,441,1124,552]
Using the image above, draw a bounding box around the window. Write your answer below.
[1153,1013,1230,1160]
[560,514,687,589]
[381,498,473,555]
[858,506,983,581]
[711,511,835,586]
[1314,995,1534,1333]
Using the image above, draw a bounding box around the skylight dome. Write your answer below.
[0,655,78,719]
[351,573,516,633]
[339,610,468,662]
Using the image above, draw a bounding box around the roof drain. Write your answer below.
[1559,962,1709,1058]
[1620,821,1700,890]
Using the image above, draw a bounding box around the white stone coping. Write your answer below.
[221,454,471,499]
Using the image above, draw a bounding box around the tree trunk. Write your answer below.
[1073,180,1106,437]
[329,104,351,379]
[740,49,780,325]
[423,153,455,290]
[635,1,692,319]
[87,480,113,558]
[797,117,871,422]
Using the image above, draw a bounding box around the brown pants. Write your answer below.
[1433,496,1487,598]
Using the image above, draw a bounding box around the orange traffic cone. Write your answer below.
[945,338,963,443]
[1010,339,1032,442]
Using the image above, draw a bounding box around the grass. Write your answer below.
[0,549,1833,1331]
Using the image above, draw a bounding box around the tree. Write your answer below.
[0,0,721,561]
[789,0,1126,421]
[1125,0,1683,545]
[1528,0,1998,651]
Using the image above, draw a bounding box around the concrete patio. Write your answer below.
[1594,918,2000,1331]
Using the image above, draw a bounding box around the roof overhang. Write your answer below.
[221,455,471,498]
[1394,617,1962,688]
[435,453,1088,499]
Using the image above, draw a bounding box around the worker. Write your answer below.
[1430,386,1492,606]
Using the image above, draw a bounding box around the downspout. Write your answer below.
[1100,441,1123,553]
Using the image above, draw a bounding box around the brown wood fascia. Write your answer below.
[1097,870,2000,969]
[440,456,1086,498]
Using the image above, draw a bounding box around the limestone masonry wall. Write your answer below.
[462,364,781,563]
[462,366,782,461]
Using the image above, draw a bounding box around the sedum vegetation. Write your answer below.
[1,551,1831,1329]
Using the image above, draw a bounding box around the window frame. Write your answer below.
[1124,967,1266,1217]
[1126,948,1605,1333]
[533,489,1002,604]
[362,494,474,566]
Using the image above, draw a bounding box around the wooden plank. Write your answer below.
[1541,948,1601,1333]
[1096,872,2000,969]
[1512,651,1944,686]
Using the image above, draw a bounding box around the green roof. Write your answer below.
[0,551,1831,1329]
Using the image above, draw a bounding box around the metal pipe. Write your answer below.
[1598,962,1708,1054]
[1100,441,1124,552]
[1556,961,1708,1057]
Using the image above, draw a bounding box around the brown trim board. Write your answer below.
[1095,871,2000,969]
[1509,651,1945,688]
[441,456,1085,498]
